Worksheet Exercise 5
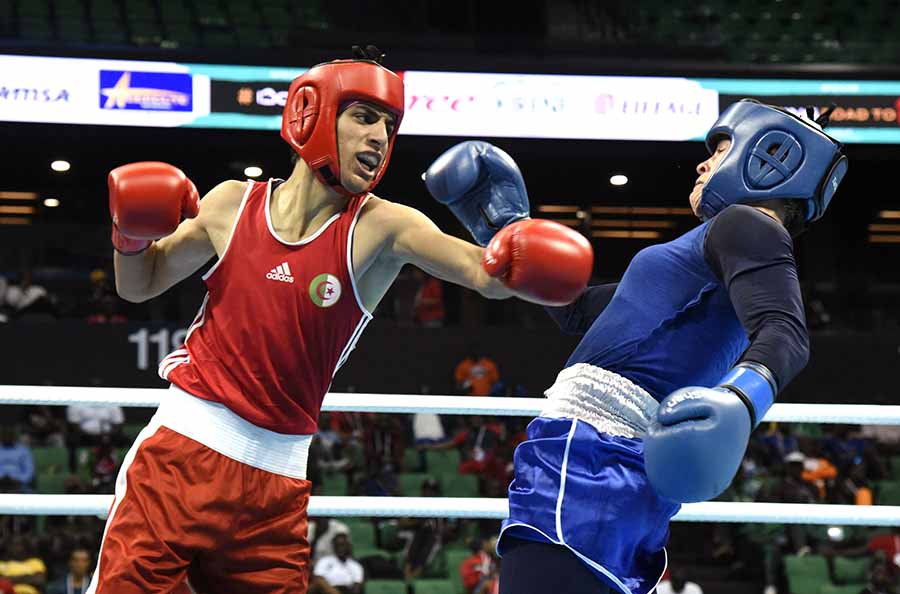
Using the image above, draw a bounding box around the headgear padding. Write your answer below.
[281,59,405,197]
[701,99,848,222]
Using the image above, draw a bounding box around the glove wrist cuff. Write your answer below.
[112,226,152,256]
[717,362,777,428]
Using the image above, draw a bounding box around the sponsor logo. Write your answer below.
[99,70,192,111]
[266,262,295,283]
[595,93,703,117]
[0,86,69,102]
[309,273,341,308]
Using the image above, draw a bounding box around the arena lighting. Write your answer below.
[244,166,263,178]
[591,230,661,239]
[0,205,34,214]
[591,206,694,216]
[50,160,70,172]
[877,210,900,219]
[609,174,629,186]
[43,198,60,208]
[0,191,37,200]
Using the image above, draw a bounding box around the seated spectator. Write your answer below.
[84,269,126,324]
[454,351,500,396]
[460,536,499,594]
[0,426,34,493]
[309,517,351,564]
[399,479,448,581]
[0,536,47,594]
[824,424,887,479]
[798,444,838,500]
[656,568,704,594]
[46,548,91,594]
[0,275,9,324]
[359,415,405,496]
[760,423,799,467]
[420,416,507,492]
[413,269,445,327]
[313,534,364,594]
[65,403,125,473]
[23,406,65,447]
[89,435,120,493]
[831,457,874,505]
[5,270,57,321]
[860,562,899,594]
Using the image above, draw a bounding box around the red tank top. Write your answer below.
[160,179,372,434]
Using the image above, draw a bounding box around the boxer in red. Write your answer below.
[88,46,592,593]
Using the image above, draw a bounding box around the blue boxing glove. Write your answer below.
[423,140,530,246]
[644,362,777,503]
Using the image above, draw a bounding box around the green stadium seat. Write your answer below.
[58,18,90,41]
[784,554,829,594]
[320,473,348,496]
[202,30,236,48]
[344,518,376,550]
[121,0,156,19]
[55,0,86,19]
[158,0,192,24]
[425,450,461,476]
[446,549,471,593]
[876,480,900,505]
[235,26,271,48]
[403,447,421,471]
[442,474,478,498]
[821,584,867,594]
[18,17,54,40]
[228,1,263,26]
[422,549,448,579]
[411,579,455,594]
[365,580,407,594]
[194,0,227,26]
[32,447,67,474]
[163,22,198,46]
[36,471,67,494]
[92,18,128,43]
[122,423,144,442]
[399,473,433,497]
[18,0,50,18]
[89,0,123,19]
[834,556,870,584]
[890,456,900,478]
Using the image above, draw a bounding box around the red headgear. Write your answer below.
[281,59,405,197]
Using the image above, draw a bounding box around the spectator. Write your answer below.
[421,416,505,484]
[460,536,499,594]
[0,579,12,594]
[0,536,47,594]
[860,562,899,594]
[399,479,447,581]
[831,458,874,505]
[5,270,57,321]
[0,426,34,493]
[656,568,704,594]
[46,548,91,594]
[89,435,120,493]
[454,351,500,396]
[313,533,365,594]
[413,269,445,327]
[84,269,126,324]
[0,275,9,323]
[799,443,838,500]
[359,415,405,496]
[22,406,65,447]
[309,517,352,564]
[65,402,124,473]
[760,423,799,467]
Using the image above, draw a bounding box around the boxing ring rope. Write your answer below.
[2,385,900,425]
[0,495,899,526]
[1,384,899,526]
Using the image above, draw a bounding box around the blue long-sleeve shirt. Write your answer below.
[0,444,35,484]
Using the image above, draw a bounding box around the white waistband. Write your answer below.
[155,385,311,480]
[540,363,659,439]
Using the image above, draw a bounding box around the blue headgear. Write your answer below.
[700,99,848,222]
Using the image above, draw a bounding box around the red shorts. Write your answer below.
[87,424,312,594]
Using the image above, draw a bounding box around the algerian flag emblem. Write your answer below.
[309,273,341,308]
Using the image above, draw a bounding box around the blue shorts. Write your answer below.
[498,417,680,594]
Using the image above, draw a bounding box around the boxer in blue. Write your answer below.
[424,100,848,594]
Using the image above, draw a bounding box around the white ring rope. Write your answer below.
[0,495,898,525]
[2,385,900,425]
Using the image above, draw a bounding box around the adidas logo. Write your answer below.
[266,262,295,283]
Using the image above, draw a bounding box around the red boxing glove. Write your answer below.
[109,162,200,255]
[482,219,593,306]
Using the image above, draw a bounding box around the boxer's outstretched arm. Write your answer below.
[543,283,618,335]
[381,201,512,299]
[115,181,241,302]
